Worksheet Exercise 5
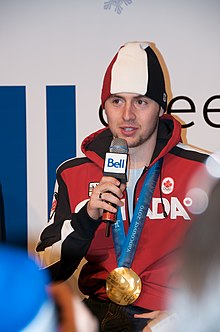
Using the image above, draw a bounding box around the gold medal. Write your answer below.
[106,267,142,305]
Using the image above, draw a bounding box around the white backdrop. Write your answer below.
[0,0,220,251]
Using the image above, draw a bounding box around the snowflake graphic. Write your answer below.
[104,0,133,15]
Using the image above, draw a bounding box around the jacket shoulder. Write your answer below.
[170,143,210,163]
[56,156,92,175]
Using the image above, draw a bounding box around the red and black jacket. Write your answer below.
[36,114,209,310]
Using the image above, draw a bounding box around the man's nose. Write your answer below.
[122,102,135,120]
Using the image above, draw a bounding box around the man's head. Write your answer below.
[101,42,167,112]
[99,42,167,149]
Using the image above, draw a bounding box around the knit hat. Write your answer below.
[101,42,167,111]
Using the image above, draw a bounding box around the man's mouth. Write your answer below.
[123,127,134,132]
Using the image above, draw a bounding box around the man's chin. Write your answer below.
[114,134,143,148]
[125,140,142,149]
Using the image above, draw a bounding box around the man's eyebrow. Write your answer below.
[109,94,123,98]
[133,95,148,99]
[109,94,147,98]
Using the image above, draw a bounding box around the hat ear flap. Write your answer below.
[159,106,165,117]
[99,105,108,127]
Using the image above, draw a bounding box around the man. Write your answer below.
[36,42,210,331]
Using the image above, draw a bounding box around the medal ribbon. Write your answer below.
[112,158,162,268]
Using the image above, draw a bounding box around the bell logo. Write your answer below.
[107,158,125,169]
[104,152,127,174]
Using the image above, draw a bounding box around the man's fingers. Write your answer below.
[134,310,161,319]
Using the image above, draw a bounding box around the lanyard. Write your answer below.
[112,158,162,268]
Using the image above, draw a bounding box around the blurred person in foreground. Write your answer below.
[36,41,213,331]
[166,179,220,332]
[0,245,97,332]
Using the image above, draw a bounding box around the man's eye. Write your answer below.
[137,99,146,105]
[112,98,122,104]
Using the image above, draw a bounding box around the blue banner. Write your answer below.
[46,85,76,214]
[0,86,27,247]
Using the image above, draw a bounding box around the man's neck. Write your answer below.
[128,133,157,169]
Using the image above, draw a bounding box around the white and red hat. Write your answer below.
[101,42,167,111]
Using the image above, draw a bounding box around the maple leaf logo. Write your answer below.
[164,179,172,189]
[184,198,192,206]
[162,177,174,194]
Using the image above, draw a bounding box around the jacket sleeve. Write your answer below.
[36,171,102,281]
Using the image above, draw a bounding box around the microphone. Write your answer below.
[102,138,128,237]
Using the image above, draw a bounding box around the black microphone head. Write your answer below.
[109,138,128,154]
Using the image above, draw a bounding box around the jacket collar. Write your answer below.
[81,114,182,168]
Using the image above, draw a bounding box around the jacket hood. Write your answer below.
[81,114,182,169]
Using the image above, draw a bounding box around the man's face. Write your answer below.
[104,93,163,148]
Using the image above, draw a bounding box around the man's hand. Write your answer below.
[134,310,171,331]
[87,176,125,220]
